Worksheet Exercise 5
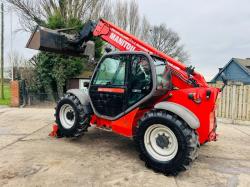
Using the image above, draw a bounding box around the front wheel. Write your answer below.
[135,110,199,175]
[55,94,90,137]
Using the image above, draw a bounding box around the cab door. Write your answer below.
[89,53,153,119]
[89,54,129,117]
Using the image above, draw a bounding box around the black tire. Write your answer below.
[134,109,199,175]
[55,93,90,137]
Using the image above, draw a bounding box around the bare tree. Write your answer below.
[113,0,128,30]
[89,0,105,20]
[127,0,140,36]
[147,24,189,62]
[100,1,189,62]
[6,51,37,89]
[100,0,113,22]
[139,15,151,42]
[6,0,102,32]
[100,0,139,36]
[8,0,189,62]
[6,0,44,31]
[7,51,25,79]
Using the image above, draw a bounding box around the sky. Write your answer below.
[3,0,250,81]
[137,0,250,80]
[3,7,37,70]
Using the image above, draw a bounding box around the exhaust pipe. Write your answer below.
[26,25,95,57]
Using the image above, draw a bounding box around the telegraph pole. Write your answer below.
[10,8,13,81]
[0,2,4,99]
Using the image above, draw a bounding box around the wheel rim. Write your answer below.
[144,124,178,162]
[59,104,75,129]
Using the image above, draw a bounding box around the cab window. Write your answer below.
[93,56,126,86]
[152,56,172,90]
[128,55,152,106]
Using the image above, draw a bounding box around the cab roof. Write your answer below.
[105,51,165,61]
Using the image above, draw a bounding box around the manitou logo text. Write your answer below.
[109,33,136,51]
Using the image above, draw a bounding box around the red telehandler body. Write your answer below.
[27,19,221,175]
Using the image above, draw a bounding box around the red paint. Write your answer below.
[90,108,139,137]
[49,124,59,137]
[90,19,220,144]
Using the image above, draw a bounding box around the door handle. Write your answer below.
[132,89,142,93]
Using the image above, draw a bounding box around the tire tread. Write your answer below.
[134,109,199,175]
[55,93,90,138]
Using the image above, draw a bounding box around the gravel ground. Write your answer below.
[0,107,250,187]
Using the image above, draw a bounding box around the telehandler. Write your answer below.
[27,19,221,175]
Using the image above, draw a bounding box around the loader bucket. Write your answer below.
[26,26,94,57]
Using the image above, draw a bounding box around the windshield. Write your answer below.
[152,56,171,89]
[93,56,126,86]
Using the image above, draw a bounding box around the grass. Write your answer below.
[0,83,10,106]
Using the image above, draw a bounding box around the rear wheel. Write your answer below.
[135,110,199,175]
[55,94,90,137]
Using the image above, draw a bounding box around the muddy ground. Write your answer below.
[0,107,250,187]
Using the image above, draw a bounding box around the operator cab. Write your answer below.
[89,51,172,119]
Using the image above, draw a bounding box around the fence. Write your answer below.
[27,93,57,106]
[209,83,250,124]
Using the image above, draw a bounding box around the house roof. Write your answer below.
[235,58,250,73]
[211,58,250,82]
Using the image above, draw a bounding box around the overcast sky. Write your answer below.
[3,8,37,67]
[3,0,250,81]
[137,0,250,80]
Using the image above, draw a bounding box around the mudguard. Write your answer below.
[66,89,92,114]
[154,102,200,129]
